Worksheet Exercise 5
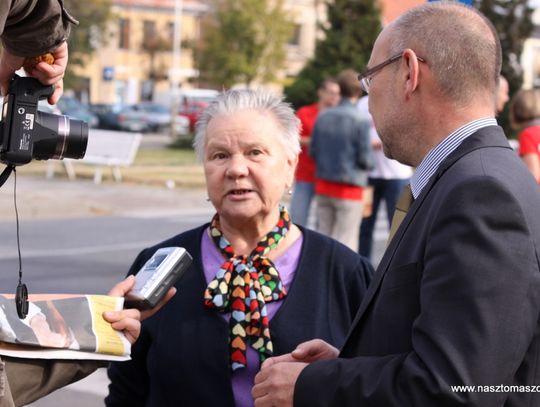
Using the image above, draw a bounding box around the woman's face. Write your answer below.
[203,109,297,225]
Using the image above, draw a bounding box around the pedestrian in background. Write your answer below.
[310,69,373,251]
[357,95,411,262]
[289,79,340,227]
[510,88,540,183]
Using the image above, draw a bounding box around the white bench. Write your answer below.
[46,129,142,184]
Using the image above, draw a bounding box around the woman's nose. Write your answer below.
[225,154,249,178]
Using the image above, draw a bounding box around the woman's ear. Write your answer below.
[286,154,299,187]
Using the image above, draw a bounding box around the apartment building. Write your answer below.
[77,0,423,104]
[522,8,540,89]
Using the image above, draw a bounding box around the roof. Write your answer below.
[113,0,206,12]
[378,0,425,25]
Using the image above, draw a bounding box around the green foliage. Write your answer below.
[193,0,293,88]
[63,0,114,90]
[284,0,382,109]
[474,0,534,135]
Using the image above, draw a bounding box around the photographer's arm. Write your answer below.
[0,0,76,104]
[4,277,176,406]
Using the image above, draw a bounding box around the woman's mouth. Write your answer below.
[228,189,253,196]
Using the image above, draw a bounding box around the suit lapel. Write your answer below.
[342,126,512,347]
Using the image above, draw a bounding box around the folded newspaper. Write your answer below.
[0,294,130,361]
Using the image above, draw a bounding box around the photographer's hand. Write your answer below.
[0,41,68,105]
[103,276,177,344]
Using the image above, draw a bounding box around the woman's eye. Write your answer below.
[211,152,227,160]
[249,149,263,156]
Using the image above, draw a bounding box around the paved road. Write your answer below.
[0,176,389,406]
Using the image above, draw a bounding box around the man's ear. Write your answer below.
[401,48,421,99]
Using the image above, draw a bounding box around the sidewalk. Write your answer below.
[0,175,210,221]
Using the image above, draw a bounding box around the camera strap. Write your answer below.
[0,165,29,318]
[0,165,14,189]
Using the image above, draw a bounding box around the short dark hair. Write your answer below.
[319,78,338,90]
[337,69,362,98]
[510,89,540,127]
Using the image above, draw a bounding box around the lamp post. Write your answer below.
[170,0,183,139]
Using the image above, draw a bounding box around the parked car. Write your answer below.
[173,114,190,136]
[37,100,62,115]
[177,89,219,132]
[115,105,151,133]
[56,96,99,128]
[90,103,161,133]
[89,103,124,130]
[130,102,171,133]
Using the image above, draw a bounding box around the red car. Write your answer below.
[176,89,219,132]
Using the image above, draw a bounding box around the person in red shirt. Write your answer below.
[289,79,340,227]
[511,88,540,184]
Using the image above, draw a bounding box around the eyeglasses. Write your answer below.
[358,53,426,94]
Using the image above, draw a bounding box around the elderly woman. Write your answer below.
[106,89,373,407]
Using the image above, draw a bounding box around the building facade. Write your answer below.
[75,0,422,104]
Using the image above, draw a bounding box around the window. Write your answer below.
[288,24,302,46]
[119,18,130,49]
[143,20,157,46]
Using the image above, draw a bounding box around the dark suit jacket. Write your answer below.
[295,126,540,406]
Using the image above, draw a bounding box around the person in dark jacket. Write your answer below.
[106,89,373,407]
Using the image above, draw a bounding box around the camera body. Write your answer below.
[0,75,88,166]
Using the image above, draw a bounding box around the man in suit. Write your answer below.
[252,3,540,406]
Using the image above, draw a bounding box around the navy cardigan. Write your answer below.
[106,225,373,407]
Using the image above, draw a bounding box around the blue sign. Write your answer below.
[103,67,114,81]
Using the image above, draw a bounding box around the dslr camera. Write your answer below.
[0,75,88,166]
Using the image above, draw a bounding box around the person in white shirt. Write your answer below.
[357,96,412,261]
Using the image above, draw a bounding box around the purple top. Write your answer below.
[201,229,303,407]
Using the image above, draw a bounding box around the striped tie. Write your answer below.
[387,184,414,244]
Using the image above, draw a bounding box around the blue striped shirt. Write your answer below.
[410,117,498,198]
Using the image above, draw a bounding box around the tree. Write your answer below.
[193,0,293,88]
[63,0,114,91]
[284,0,382,109]
[141,31,172,101]
[474,0,534,134]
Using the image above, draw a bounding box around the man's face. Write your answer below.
[367,28,416,166]
[318,82,340,108]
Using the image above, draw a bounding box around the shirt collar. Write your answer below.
[410,117,498,198]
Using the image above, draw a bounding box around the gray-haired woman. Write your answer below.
[106,89,373,407]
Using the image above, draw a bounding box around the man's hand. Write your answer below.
[102,275,176,344]
[261,339,339,370]
[252,339,338,406]
[0,41,68,104]
[252,362,307,407]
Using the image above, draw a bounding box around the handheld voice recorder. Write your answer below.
[125,247,192,310]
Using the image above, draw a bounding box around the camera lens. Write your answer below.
[55,115,88,159]
[33,111,88,160]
